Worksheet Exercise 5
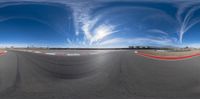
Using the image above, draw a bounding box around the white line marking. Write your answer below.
[45,53,56,55]
[66,53,80,56]
[90,52,99,55]
[134,50,138,54]
[27,50,33,52]
[34,51,42,53]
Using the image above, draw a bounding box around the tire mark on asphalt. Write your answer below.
[19,52,102,79]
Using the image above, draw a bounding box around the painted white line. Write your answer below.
[45,53,56,56]
[27,50,33,52]
[134,50,138,54]
[156,50,166,52]
[66,53,80,56]
[34,51,42,54]
[90,52,100,55]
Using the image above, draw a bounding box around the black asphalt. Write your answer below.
[1,50,200,99]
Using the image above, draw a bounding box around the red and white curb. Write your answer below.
[0,50,7,56]
[136,51,200,61]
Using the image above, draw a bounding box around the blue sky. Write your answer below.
[0,0,200,48]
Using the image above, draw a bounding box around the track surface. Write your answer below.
[1,50,200,99]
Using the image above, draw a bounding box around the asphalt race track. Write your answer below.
[1,50,200,99]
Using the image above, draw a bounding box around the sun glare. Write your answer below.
[90,24,117,44]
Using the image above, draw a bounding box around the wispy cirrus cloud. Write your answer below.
[99,37,177,48]
[176,1,200,43]
[147,29,169,36]
[0,0,199,47]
